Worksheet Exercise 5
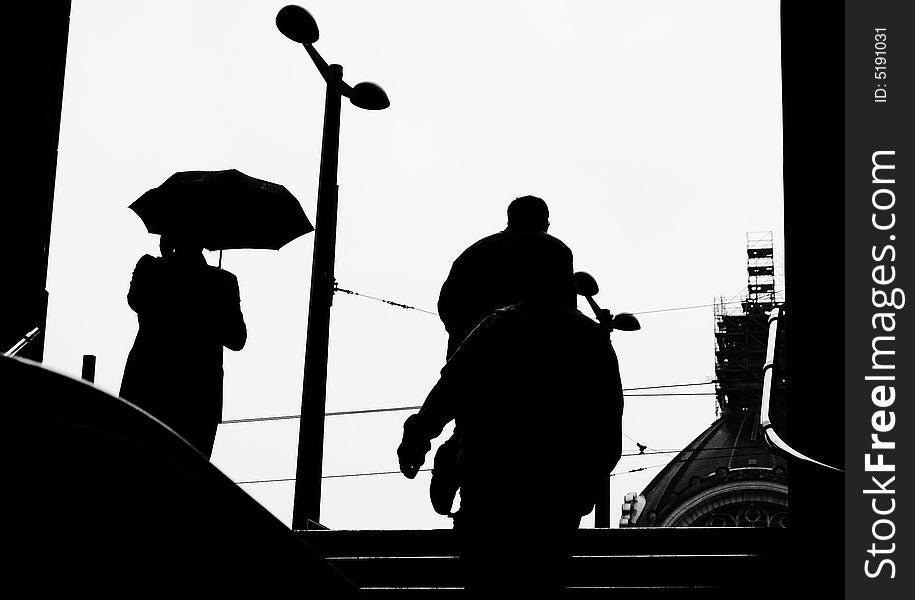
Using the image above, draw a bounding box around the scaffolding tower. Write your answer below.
[746,231,777,307]
[713,232,785,417]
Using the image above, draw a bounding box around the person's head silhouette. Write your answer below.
[506,195,549,233]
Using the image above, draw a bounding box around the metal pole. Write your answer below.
[292,64,343,529]
[81,354,96,383]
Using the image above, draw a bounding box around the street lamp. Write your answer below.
[276,5,389,530]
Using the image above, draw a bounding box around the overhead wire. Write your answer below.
[333,283,438,316]
[623,432,653,453]
[248,285,753,446]
[220,379,727,425]
[233,445,772,486]
[624,392,717,397]
[225,286,763,481]
[608,447,775,477]
[219,386,734,464]
[221,392,718,425]
[333,281,756,319]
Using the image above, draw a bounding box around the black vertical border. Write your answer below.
[845,0,912,596]
[780,2,845,593]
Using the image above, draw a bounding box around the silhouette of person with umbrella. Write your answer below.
[121,169,312,457]
[399,233,624,596]
[120,233,247,458]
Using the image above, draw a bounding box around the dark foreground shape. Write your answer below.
[302,527,787,599]
[5,355,362,598]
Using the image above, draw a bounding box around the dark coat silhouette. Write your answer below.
[431,230,578,515]
[399,299,624,594]
[120,252,246,457]
[438,230,576,358]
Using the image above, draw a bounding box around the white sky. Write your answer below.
[45,0,784,530]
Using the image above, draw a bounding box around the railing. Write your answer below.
[4,327,41,357]
[759,308,843,472]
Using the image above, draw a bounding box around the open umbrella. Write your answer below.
[129,169,314,251]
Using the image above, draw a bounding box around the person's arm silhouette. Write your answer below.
[398,372,457,478]
[126,255,164,315]
[216,270,247,351]
[398,314,499,478]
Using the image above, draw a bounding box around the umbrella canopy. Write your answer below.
[130,169,314,251]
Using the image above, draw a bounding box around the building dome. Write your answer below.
[624,408,788,527]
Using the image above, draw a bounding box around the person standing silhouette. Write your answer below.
[431,196,576,515]
[119,234,247,458]
[438,195,573,358]
[400,234,624,596]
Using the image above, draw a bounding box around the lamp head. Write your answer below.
[349,81,390,110]
[574,271,599,297]
[276,5,319,44]
[612,312,641,331]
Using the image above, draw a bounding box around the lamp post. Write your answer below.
[276,5,389,530]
